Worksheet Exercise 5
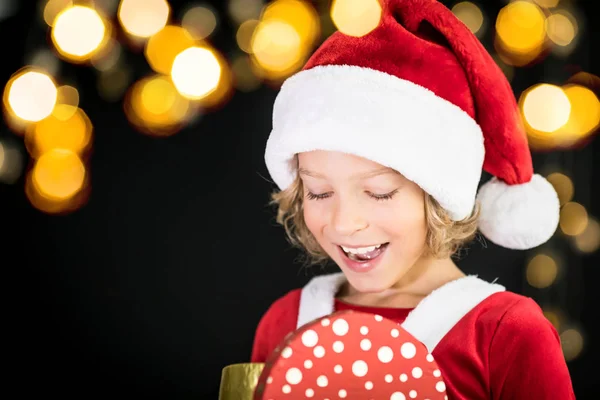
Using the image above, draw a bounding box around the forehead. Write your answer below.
[298,151,391,173]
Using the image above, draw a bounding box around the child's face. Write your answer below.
[298,150,428,293]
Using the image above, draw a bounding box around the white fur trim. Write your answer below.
[477,174,560,250]
[265,65,485,220]
[297,273,505,352]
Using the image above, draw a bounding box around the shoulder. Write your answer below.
[258,288,303,329]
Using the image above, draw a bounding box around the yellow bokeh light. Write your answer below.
[118,0,170,38]
[171,46,222,100]
[521,84,571,133]
[0,140,24,184]
[182,5,217,40]
[262,0,320,50]
[56,85,79,110]
[546,172,574,205]
[452,2,485,35]
[91,39,122,72]
[3,68,58,123]
[32,148,86,200]
[560,202,588,236]
[526,254,558,289]
[330,0,382,38]
[51,5,107,61]
[542,308,562,331]
[27,105,93,159]
[125,75,191,137]
[557,84,600,145]
[495,1,546,66]
[251,19,303,77]
[237,19,259,54]
[560,328,584,361]
[43,0,72,26]
[533,0,560,9]
[145,25,196,75]
[574,217,600,254]
[546,11,577,47]
[228,0,264,25]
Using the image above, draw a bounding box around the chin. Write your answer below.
[343,272,396,294]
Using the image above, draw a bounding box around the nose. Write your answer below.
[331,196,368,236]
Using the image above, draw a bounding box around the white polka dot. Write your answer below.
[385,374,393,383]
[409,390,417,398]
[360,339,372,351]
[390,392,406,400]
[352,360,368,377]
[334,364,343,374]
[377,346,394,363]
[433,369,441,377]
[391,328,399,337]
[360,326,369,335]
[302,330,319,347]
[436,381,446,392]
[339,389,347,398]
[332,319,349,336]
[267,376,273,384]
[426,354,434,362]
[365,381,373,390]
[399,373,408,382]
[281,347,292,358]
[412,367,423,379]
[306,388,314,397]
[333,341,344,353]
[401,342,416,359]
[321,318,330,326]
[285,368,302,385]
[317,375,328,387]
[304,360,313,369]
[313,345,325,358]
[282,384,291,393]
[374,314,383,321]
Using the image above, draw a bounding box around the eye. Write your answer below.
[306,191,331,200]
[369,189,399,201]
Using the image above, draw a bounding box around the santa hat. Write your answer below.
[264,0,559,250]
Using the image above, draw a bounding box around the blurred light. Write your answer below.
[232,53,261,92]
[51,5,107,61]
[542,308,563,332]
[452,2,485,36]
[0,140,24,184]
[43,0,72,26]
[236,19,259,53]
[145,25,196,75]
[556,85,600,146]
[250,19,303,79]
[118,0,170,38]
[3,68,58,123]
[182,5,218,40]
[521,84,570,133]
[560,328,584,361]
[546,172,573,206]
[533,0,560,8]
[97,65,132,102]
[0,0,17,21]
[125,75,192,137]
[91,39,122,72]
[26,105,93,159]
[526,253,558,289]
[560,202,588,236]
[56,85,80,110]
[574,217,600,254]
[330,0,382,38]
[25,164,90,214]
[495,1,546,66]
[171,47,222,100]
[546,10,577,47]
[96,0,120,16]
[28,49,61,77]
[32,149,85,200]
[228,0,264,25]
[262,0,320,50]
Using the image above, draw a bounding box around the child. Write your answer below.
[251,0,575,398]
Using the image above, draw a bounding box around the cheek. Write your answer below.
[382,198,428,246]
[303,203,325,236]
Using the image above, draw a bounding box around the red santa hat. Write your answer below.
[264,0,560,250]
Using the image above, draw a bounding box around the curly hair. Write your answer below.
[269,169,480,267]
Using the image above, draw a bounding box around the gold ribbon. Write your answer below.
[218,363,265,400]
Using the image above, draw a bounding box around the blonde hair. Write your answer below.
[269,169,480,267]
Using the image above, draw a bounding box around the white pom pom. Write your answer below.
[476,174,560,250]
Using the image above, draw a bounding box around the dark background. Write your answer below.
[1,0,598,398]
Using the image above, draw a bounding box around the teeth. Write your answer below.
[341,244,383,254]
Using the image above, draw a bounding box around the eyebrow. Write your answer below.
[298,167,396,180]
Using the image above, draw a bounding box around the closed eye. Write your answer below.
[305,189,399,201]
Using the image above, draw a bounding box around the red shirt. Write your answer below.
[251,289,575,399]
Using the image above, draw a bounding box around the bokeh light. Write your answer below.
[542,307,563,332]
[171,46,222,100]
[533,0,560,8]
[556,84,600,146]
[28,49,61,77]
[182,5,218,40]
[262,0,320,50]
[228,0,264,25]
[231,53,261,92]
[546,10,578,47]
[521,84,571,133]
[43,0,72,26]
[51,5,108,62]
[145,25,196,75]
[561,328,584,361]
[118,0,170,38]
[574,217,600,254]
[546,172,574,205]
[526,253,559,289]
[452,2,485,36]
[3,68,58,123]
[237,19,259,54]
[0,139,24,184]
[32,148,86,200]
[91,39,123,72]
[560,202,588,236]
[250,19,303,79]
[330,0,382,38]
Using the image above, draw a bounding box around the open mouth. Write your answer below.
[339,243,390,262]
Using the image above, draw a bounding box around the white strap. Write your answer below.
[297,273,505,352]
